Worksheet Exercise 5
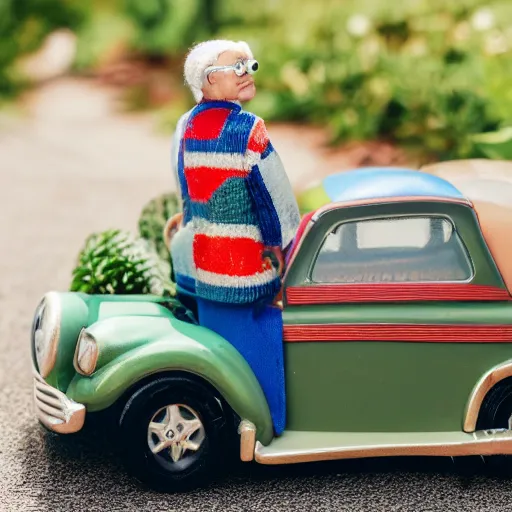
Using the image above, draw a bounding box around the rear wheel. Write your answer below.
[476,378,512,473]
[117,374,232,491]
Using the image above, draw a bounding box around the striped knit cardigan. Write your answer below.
[177,100,300,304]
[170,109,197,293]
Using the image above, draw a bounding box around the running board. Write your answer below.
[255,429,512,465]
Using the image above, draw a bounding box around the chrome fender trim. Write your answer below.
[464,360,512,432]
[238,420,256,462]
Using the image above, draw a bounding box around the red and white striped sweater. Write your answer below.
[176,100,300,304]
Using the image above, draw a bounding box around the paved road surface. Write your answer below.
[1,78,512,511]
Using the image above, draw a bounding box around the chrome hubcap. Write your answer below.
[147,404,205,463]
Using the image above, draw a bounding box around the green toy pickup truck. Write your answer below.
[32,165,512,491]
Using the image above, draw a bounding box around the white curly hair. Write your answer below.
[184,39,254,103]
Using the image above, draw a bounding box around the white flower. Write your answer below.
[347,14,371,37]
[485,31,508,55]
[471,8,495,31]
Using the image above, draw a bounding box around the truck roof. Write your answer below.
[319,167,465,203]
[308,163,512,295]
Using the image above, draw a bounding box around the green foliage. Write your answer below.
[73,6,133,71]
[0,0,86,98]
[70,229,175,296]
[137,192,181,265]
[471,127,512,160]
[232,0,509,160]
[113,0,511,159]
[6,0,512,160]
[70,193,181,298]
[121,0,214,56]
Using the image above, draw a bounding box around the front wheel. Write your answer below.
[117,374,231,491]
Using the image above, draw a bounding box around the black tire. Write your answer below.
[117,374,231,492]
[476,378,512,473]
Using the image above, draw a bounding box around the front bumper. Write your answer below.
[33,368,86,433]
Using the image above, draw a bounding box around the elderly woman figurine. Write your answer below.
[169,39,300,435]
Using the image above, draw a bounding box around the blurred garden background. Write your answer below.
[2,0,512,162]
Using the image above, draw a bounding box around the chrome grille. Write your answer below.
[33,368,85,434]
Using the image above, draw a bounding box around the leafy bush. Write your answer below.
[69,192,181,297]
[0,0,86,98]
[471,127,512,160]
[121,0,220,56]
[232,0,511,160]
[6,0,512,160]
[137,192,180,265]
[70,229,175,296]
[73,4,133,72]
[118,0,511,160]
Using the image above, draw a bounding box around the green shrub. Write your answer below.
[0,0,87,98]
[137,192,181,265]
[231,0,510,160]
[70,229,175,296]
[471,127,512,160]
[8,0,512,160]
[73,5,133,72]
[121,0,219,56]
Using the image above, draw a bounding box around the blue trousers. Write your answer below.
[196,298,286,435]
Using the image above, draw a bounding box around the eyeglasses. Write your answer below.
[204,59,259,80]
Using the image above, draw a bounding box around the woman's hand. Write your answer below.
[272,287,283,309]
[263,246,284,277]
[163,212,183,249]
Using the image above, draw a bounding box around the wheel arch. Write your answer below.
[115,370,239,429]
[464,359,512,432]
[66,337,274,445]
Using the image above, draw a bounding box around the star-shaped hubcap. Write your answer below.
[147,404,205,463]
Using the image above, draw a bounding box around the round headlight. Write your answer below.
[32,292,61,378]
[74,329,99,376]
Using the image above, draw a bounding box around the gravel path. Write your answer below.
[1,78,512,511]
